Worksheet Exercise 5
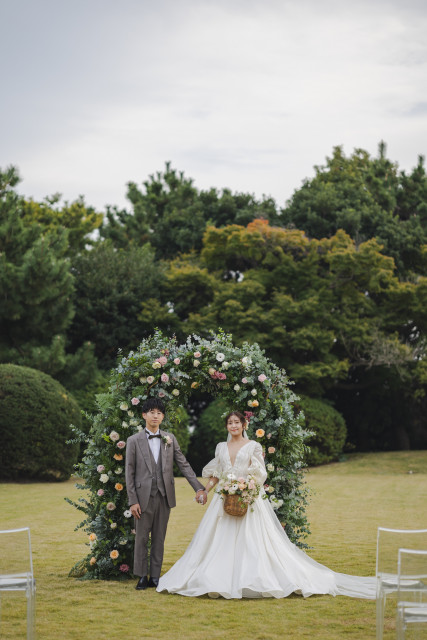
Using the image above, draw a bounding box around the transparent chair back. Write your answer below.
[396,549,427,639]
[376,527,427,640]
[0,527,36,639]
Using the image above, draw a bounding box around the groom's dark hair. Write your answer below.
[141,397,165,414]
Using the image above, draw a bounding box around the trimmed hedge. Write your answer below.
[297,396,347,466]
[0,364,81,481]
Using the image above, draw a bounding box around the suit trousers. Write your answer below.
[134,491,171,578]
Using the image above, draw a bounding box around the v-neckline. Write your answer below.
[226,441,251,467]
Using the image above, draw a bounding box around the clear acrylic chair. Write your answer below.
[376,527,427,640]
[396,548,427,639]
[0,527,36,639]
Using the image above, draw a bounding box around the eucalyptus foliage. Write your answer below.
[68,330,311,580]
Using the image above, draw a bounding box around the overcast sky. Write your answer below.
[1,0,427,212]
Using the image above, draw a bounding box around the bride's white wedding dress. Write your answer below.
[157,440,376,599]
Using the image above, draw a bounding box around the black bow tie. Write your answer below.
[148,434,161,439]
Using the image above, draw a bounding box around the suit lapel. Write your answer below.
[137,429,152,473]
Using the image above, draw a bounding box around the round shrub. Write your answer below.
[0,364,81,481]
[297,396,347,466]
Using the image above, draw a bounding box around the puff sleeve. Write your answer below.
[247,442,267,484]
[202,443,222,478]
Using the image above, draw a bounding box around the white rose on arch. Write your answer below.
[216,352,225,362]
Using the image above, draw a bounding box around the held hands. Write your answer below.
[130,503,142,519]
[195,489,208,505]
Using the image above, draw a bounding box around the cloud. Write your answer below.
[1,0,426,210]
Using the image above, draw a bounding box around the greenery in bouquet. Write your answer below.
[216,472,261,509]
[67,329,312,580]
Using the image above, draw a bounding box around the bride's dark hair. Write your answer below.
[224,410,247,429]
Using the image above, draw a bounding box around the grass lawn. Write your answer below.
[1,451,426,639]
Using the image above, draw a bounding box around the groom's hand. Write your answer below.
[130,503,142,519]
[196,490,207,505]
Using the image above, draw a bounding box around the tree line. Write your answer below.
[1,142,426,457]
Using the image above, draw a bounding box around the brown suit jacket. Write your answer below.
[125,428,204,512]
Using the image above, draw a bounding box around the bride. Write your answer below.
[157,411,376,599]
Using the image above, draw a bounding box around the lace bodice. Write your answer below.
[202,440,267,485]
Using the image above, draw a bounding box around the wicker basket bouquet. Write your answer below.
[216,473,261,517]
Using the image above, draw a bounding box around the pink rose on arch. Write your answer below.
[258,374,267,382]
[97,489,104,496]
[97,465,105,473]
[158,391,166,398]
[242,378,248,384]
[194,351,201,358]
[156,356,167,366]
[119,564,130,573]
[117,441,126,449]
[161,373,169,383]
[131,397,140,406]
[173,358,180,365]
[244,411,254,422]
[146,376,155,384]
[211,370,226,380]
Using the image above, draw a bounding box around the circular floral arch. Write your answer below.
[69,331,310,580]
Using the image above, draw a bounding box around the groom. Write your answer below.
[125,397,207,590]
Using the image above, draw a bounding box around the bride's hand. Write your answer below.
[196,489,207,505]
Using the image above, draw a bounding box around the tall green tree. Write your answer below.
[21,195,103,256]
[100,162,281,259]
[0,167,74,359]
[68,241,165,370]
[0,166,101,401]
[281,143,427,277]
[163,219,427,449]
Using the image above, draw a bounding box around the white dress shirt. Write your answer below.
[146,428,161,463]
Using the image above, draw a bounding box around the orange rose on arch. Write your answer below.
[113,453,123,461]
[255,429,265,438]
[110,550,119,560]
[115,483,123,491]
